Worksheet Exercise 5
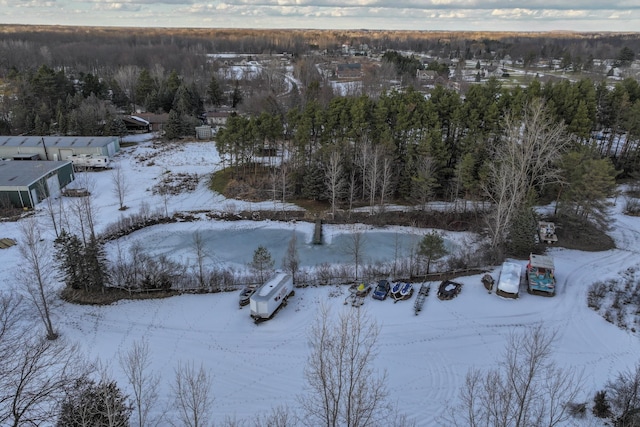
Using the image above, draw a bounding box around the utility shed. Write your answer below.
[0,160,74,209]
[0,136,120,161]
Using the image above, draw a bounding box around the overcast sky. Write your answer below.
[1,0,639,32]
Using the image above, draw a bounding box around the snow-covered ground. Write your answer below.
[1,134,639,426]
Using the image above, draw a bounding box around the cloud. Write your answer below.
[1,0,640,30]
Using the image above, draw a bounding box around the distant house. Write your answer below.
[204,111,232,128]
[336,63,362,79]
[416,70,439,82]
[0,160,74,209]
[483,65,501,78]
[0,136,120,162]
[136,113,169,133]
[121,116,151,133]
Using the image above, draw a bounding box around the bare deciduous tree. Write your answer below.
[366,144,382,214]
[348,168,357,219]
[282,231,300,283]
[606,362,640,427]
[447,325,583,427]
[378,155,394,211]
[16,218,58,340]
[325,149,345,218]
[39,179,62,237]
[114,65,140,111]
[342,229,366,282]
[70,172,98,244]
[171,361,214,427]
[119,339,161,427]
[111,162,130,211]
[191,230,208,290]
[483,100,568,249]
[357,142,372,201]
[300,305,391,427]
[1,333,87,427]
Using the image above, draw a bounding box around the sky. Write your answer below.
[1,0,640,32]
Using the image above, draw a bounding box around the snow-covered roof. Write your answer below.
[130,115,150,125]
[498,262,521,295]
[254,272,290,300]
[0,160,71,188]
[0,136,118,149]
[529,254,554,270]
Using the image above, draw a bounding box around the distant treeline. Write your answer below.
[1,25,640,75]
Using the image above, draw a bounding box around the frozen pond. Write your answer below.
[127,222,457,269]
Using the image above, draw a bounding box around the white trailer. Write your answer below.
[496,261,522,299]
[249,272,294,322]
[67,154,111,170]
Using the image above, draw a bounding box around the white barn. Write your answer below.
[0,136,120,162]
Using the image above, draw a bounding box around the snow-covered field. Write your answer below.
[1,134,640,426]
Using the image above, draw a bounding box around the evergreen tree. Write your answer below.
[57,378,131,427]
[250,245,275,284]
[618,46,635,66]
[54,231,108,293]
[135,69,155,110]
[592,390,611,418]
[54,230,85,290]
[230,80,243,108]
[506,206,537,257]
[560,149,618,227]
[164,109,183,140]
[105,115,128,137]
[301,161,326,201]
[418,231,448,274]
[84,237,109,292]
[207,75,224,107]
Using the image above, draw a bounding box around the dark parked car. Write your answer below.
[372,280,390,300]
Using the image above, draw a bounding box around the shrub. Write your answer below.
[592,390,611,418]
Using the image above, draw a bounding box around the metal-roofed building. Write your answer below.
[0,160,74,209]
[0,136,120,162]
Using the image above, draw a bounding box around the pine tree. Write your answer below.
[84,237,109,292]
[250,246,275,284]
[418,231,448,274]
[230,80,243,108]
[302,161,326,201]
[135,68,155,110]
[54,231,108,293]
[207,75,224,107]
[506,206,537,257]
[164,109,183,140]
[54,230,85,290]
[592,390,611,418]
[57,378,132,427]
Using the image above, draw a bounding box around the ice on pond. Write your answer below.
[128,224,457,269]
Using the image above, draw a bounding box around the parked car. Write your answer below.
[372,280,390,300]
[238,285,256,307]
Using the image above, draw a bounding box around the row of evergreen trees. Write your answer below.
[54,231,108,293]
[216,77,634,206]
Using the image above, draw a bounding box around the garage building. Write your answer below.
[0,160,74,209]
[0,136,120,161]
